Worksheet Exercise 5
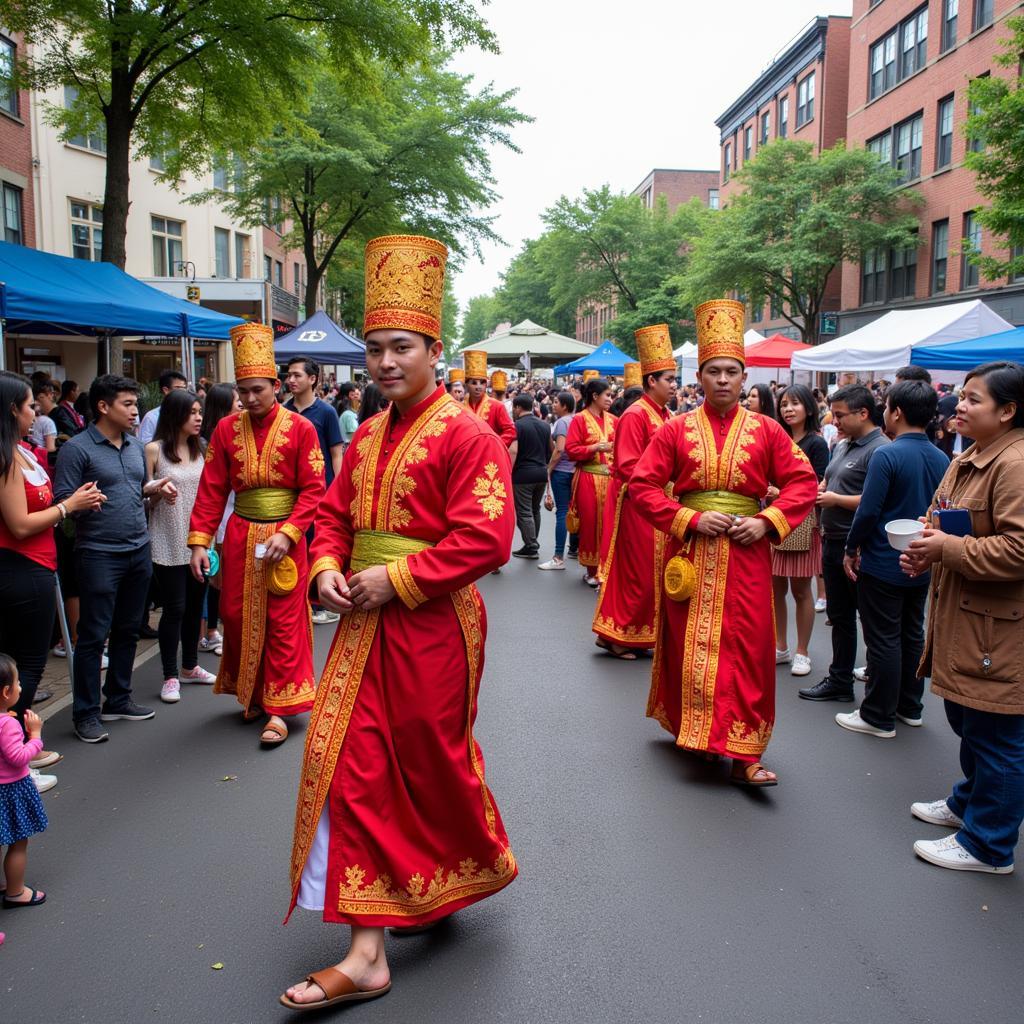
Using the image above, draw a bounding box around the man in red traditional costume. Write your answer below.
[464,350,516,447]
[630,300,817,787]
[592,326,675,659]
[446,367,466,403]
[281,235,516,1012]
[187,323,325,747]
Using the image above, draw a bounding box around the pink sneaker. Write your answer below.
[160,679,181,703]
[181,665,216,685]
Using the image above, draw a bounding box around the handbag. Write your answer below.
[774,511,817,553]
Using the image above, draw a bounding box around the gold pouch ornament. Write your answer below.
[566,507,580,533]
[664,553,696,602]
[266,555,299,596]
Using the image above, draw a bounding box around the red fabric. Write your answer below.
[743,335,812,367]
[188,402,324,715]
[631,404,818,762]
[290,385,517,926]
[565,409,617,568]
[0,446,57,570]
[593,395,669,647]
[467,395,516,447]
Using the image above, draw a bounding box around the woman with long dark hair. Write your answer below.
[145,389,215,703]
[565,378,617,586]
[0,372,104,784]
[746,383,776,420]
[356,383,387,424]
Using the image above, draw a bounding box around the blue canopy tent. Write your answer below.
[914,326,1024,370]
[553,339,633,377]
[273,309,365,367]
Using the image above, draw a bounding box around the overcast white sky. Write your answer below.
[448,0,852,317]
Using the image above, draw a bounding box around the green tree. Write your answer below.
[964,16,1024,279]
[539,187,709,351]
[461,293,503,346]
[213,60,527,317]
[4,0,494,267]
[493,238,575,336]
[682,140,921,345]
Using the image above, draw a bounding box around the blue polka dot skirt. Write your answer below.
[0,776,48,846]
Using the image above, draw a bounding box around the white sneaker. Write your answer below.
[52,640,67,658]
[913,833,1013,874]
[160,679,181,703]
[538,558,566,570]
[181,665,216,685]
[911,799,964,828]
[29,750,62,770]
[775,648,792,665]
[814,598,827,613]
[854,665,869,682]
[311,609,341,624]
[198,633,223,654]
[897,712,923,727]
[584,575,600,588]
[30,768,57,794]
[791,653,812,676]
[835,709,895,738]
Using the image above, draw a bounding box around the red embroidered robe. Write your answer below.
[467,394,516,447]
[565,409,617,569]
[630,404,818,761]
[187,402,324,716]
[592,394,671,648]
[289,386,517,926]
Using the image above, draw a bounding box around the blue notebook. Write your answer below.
[932,508,972,537]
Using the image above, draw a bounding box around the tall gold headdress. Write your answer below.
[464,350,488,381]
[231,322,277,381]
[695,299,746,367]
[622,362,642,389]
[634,324,676,375]
[364,235,448,340]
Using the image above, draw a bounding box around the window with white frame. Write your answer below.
[2,183,22,244]
[778,96,789,138]
[894,112,924,183]
[0,35,16,116]
[962,211,981,288]
[64,85,105,153]
[70,201,103,260]
[151,215,184,276]
[234,232,249,279]
[214,227,230,277]
[796,73,814,127]
[760,110,770,145]
[942,0,958,52]
[936,95,955,169]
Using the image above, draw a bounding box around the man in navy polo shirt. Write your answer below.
[284,357,343,624]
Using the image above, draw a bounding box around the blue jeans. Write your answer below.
[944,700,1024,868]
[73,545,152,723]
[550,471,573,558]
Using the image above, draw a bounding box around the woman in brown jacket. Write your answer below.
[901,361,1024,875]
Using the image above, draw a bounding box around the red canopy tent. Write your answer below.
[744,334,812,368]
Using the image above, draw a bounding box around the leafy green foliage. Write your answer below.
[682,141,920,343]
[460,294,504,346]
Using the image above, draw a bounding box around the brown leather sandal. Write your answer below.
[260,719,288,747]
[279,967,391,1012]
[730,761,778,788]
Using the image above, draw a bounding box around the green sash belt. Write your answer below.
[350,530,435,571]
[580,463,611,476]
[234,487,298,522]
[679,490,760,517]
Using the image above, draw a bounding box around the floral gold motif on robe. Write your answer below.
[308,446,325,477]
[473,462,507,521]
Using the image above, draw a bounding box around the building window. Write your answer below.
[778,96,789,138]
[2,183,22,245]
[796,73,814,127]
[274,260,283,288]
[862,248,887,304]
[894,112,924,182]
[870,31,897,99]
[266,195,284,232]
[70,201,103,261]
[899,8,928,80]
[888,239,918,300]
[770,295,782,320]
[293,262,301,296]
[63,85,106,153]
[213,161,229,190]
[264,255,272,282]
[151,216,184,276]
[214,227,230,277]
[1011,244,1024,283]
[723,143,731,182]
[868,129,892,166]
[968,73,989,152]
[942,0,958,52]
[0,35,16,116]
[708,189,720,210]
[932,220,949,293]
[936,95,955,169]
[974,0,993,31]
[760,111,770,145]
[743,125,752,161]
[962,212,981,288]
[234,233,249,279]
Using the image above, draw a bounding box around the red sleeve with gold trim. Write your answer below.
[187,415,235,548]
[630,417,695,540]
[612,406,650,483]
[755,418,818,542]
[489,401,517,448]
[308,431,359,579]
[279,415,327,546]
[387,429,515,608]
[565,414,590,463]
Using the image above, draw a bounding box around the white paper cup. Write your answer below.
[885,519,925,551]
[254,543,267,560]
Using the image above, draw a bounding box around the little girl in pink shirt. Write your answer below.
[0,653,48,911]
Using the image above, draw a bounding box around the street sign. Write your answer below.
[820,312,838,335]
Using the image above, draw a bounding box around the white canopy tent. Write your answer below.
[744,328,766,346]
[792,300,1013,373]
[674,337,783,386]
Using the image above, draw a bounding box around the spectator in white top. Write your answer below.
[138,370,187,444]
[28,382,58,455]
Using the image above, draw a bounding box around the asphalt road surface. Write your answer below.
[2,522,1021,1024]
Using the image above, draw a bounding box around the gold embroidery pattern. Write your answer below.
[724,409,760,490]
[760,504,791,541]
[670,507,696,541]
[204,442,216,465]
[352,415,388,529]
[387,556,428,610]
[233,414,259,488]
[649,700,674,734]
[583,409,614,469]
[472,462,507,521]
[683,410,708,486]
[262,675,317,712]
[336,850,516,918]
[592,611,657,644]
[308,445,325,477]
[261,407,293,486]
[310,556,342,580]
[290,607,381,892]
[790,440,810,465]
[187,530,214,548]
[726,718,773,756]
[280,523,303,546]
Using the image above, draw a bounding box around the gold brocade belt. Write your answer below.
[350,530,435,572]
[579,463,611,476]
[679,490,760,517]
[234,487,298,522]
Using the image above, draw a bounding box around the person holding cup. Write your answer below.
[900,361,1024,874]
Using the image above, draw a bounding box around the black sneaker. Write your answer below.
[100,701,156,722]
[511,546,540,559]
[74,717,110,743]
[798,678,855,702]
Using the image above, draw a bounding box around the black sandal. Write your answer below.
[3,886,46,909]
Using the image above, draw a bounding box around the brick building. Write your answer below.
[575,168,719,345]
[715,15,851,338]
[0,28,35,251]
[839,0,1024,332]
